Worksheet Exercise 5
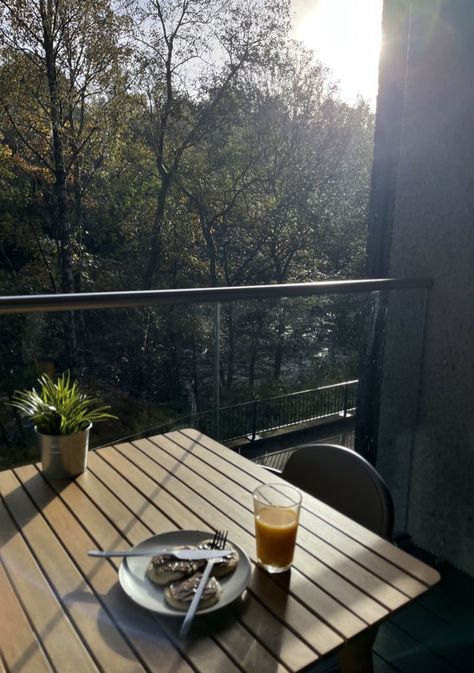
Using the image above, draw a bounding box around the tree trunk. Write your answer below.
[143,174,171,290]
[72,160,84,292]
[42,3,77,368]
[200,211,218,287]
[45,62,73,292]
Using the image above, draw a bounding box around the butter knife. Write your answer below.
[88,548,232,560]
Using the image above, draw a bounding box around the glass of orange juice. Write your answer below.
[253,483,302,573]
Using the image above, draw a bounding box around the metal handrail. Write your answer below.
[105,380,359,447]
[221,379,358,442]
[219,379,358,410]
[0,278,432,315]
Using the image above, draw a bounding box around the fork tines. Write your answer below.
[211,529,228,550]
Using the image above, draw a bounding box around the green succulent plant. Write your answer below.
[10,372,117,436]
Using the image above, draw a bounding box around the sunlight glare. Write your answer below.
[293,0,383,105]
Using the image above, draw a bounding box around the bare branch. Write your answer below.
[1,100,54,172]
[65,125,98,173]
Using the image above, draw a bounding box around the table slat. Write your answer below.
[0,482,100,673]
[0,560,53,673]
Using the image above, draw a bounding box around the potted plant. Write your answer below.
[10,372,117,479]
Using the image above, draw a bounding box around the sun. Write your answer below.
[292,0,383,106]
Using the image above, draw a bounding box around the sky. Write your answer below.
[291,0,383,106]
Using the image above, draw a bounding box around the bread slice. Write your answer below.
[146,546,203,586]
[197,538,240,577]
[164,573,222,611]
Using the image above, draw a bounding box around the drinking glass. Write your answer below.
[253,483,302,573]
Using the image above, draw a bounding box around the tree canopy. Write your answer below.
[0,0,375,460]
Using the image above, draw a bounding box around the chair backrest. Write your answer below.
[282,443,394,538]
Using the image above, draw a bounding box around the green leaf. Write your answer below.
[9,372,117,436]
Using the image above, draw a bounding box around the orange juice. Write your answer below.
[255,506,299,569]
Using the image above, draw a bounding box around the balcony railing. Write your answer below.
[113,379,358,446]
[220,379,358,442]
[0,278,431,315]
[0,278,431,468]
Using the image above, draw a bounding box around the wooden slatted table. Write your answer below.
[0,428,440,673]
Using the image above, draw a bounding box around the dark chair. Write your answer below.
[265,443,394,673]
[279,443,394,538]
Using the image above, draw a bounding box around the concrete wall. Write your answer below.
[379,0,474,574]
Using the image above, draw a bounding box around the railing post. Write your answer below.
[251,398,258,441]
[213,302,221,440]
[343,383,349,417]
[355,290,386,464]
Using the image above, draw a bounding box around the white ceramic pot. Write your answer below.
[36,423,92,479]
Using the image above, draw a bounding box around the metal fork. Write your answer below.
[180,530,228,637]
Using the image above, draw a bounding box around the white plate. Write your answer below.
[118,530,252,616]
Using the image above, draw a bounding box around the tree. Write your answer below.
[0,0,378,455]
[0,0,128,366]
[132,0,290,289]
[0,0,127,294]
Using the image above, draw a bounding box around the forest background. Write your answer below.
[0,0,375,462]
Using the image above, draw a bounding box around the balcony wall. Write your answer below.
[376,0,474,575]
